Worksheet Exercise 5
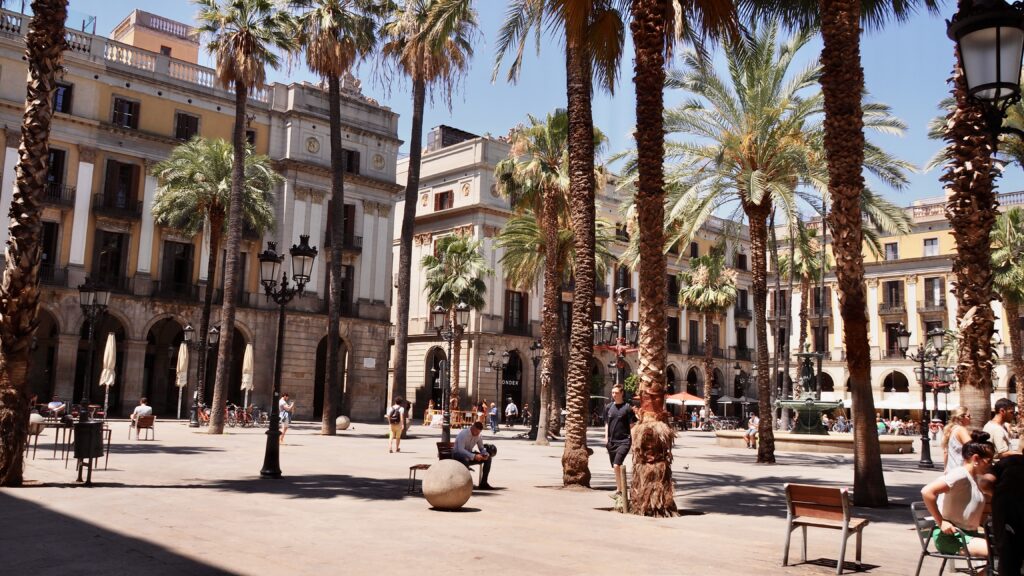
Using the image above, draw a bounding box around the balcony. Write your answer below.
[595,283,609,297]
[40,182,75,208]
[918,299,947,314]
[882,348,905,360]
[39,263,67,287]
[735,347,752,361]
[92,194,142,220]
[91,273,132,293]
[734,306,752,319]
[342,235,363,253]
[713,346,725,358]
[768,305,789,319]
[503,322,532,337]
[152,281,198,301]
[668,341,681,354]
[878,302,906,315]
[811,304,831,317]
[688,343,704,356]
[320,298,358,317]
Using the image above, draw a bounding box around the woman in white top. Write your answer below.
[942,406,973,472]
[921,430,995,558]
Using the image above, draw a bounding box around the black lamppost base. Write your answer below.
[918,437,934,469]
[188,402,200,428]
[260,422,282,479]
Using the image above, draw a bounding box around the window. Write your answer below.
[561,301,572,335]
[812,286,830,315]
[710,324,720,349]
[667,274,679,306]
[614,266,631,290]
[615,223,629,241]
[102,159,140,208]
[92,230,127,286]
[883,280,902,306]
[777,328,787,352]
[323,201,356,247]
[245,130,257,146]
[174,112,200,141]
[690,242,699,258]
[112,97,139,129]
[667,316,680,349]
[736,326,748,349]
[504,290,528,332]
[667,241,679,255]
[160,241,193,295]
[813,326,827,353]
[40,221,59,282]
[160,45,172,56]
[923,237,938,257]
[434,190,453,211]
[885,323,902,356]
[54,83,72,114]
[737,289,749,312]
[925,320,944,335]
[735,253,747,270]
[924,277,945,307]
[47,149,66,186]
[343,149,360,174]
[884,242,899,261]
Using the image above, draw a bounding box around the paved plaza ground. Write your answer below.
[1,419,1001,575]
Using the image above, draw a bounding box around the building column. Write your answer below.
[308,191,324,294]
[725,301,735,349]
[198,218,211,281]
[830,282,843,360]
[360,199,375,302]
[867,278,880,354]
[54,333,81,401]
[905,276,919,348]
[68,147,96,287]
[134,166,158,295]
[0,129,19,235]
[790,290,802,353]
[376,203,391,301]
[992,298,1005,347]
[120,339,149,413]
[946,274,958,330]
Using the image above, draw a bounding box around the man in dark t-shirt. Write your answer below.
[605,384,635,506]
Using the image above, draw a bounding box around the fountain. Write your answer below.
[775,352,843,434]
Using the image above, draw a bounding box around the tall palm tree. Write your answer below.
[195,0,297,434]
[991,207,1024,429]
[654,23,912,469]
[677,253,737,418]
[384,0,477,412]
[0,0,67,487]
[291,0,378,435]
[625,0,736,517]
[150,138,279,413]
[421,234,491,408]
[778,220,827,374]
[495,0,626,490]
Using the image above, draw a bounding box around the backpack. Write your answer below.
[388,406,401,423]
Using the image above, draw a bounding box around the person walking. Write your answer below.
[604,384,635,512]
[984,398,1017,460]
[942,407,973,471]
[504,399,519,428]
[386,397,405,453]
[488,402,499,434]
[278,393,295,445]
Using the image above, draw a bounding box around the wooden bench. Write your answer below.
[436,441,483,485]
[782,483,869,575]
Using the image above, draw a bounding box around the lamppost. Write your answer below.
[918,362,955,423]
[431,301,470,444]
[486,348,509,420]
[78,279,110,409]
[947,0,1024,145]
[593,287,639,390]
[528,340,542,440]
[183,323,220,426]
[257,235,317,479]
[896,323,945,469]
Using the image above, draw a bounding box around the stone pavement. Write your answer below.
[2,420,959,575]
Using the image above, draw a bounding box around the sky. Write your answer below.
[64,0,1024,209]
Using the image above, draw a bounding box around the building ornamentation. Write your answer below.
[482,224,501,238]
[310,188,326,203]
[362,198,377,216]
[78,145,96,164]
[453,224,474,237]
[461,182,471,197]
[95,216,132,233]
[4,127,18,145]
[414,232,433,246]
[378,203,391,217]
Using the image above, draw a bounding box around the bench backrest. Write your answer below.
[437,441,453,460]
[785,483,850,522]
[137,415,155,429]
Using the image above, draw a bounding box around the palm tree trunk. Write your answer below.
[1007,300,1024,431]
[209,83,249,434]
[323,73,345,434]
[819,0,887,506]
[560,178,589,483]
[702,313,714,418]
[0,0,67,486]
[197,212,224,407]
[942,42,998,430]
[748,207,776,463]
[392,61,428,409]
[629,0,675,517]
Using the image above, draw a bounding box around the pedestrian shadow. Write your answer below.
[0,492,238,575]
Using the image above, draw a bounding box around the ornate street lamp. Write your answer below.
[183,323,220,426]
[897,322,946,469]
[948,0,1024,142]
[528,340,543,440]
[486,348,510,419]
[78,278,110,410]
[432,301,469,444]
[258,236,317,479]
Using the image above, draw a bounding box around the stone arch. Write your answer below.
[28,307,60,402]
[75,314,128,414]
[143,317,186,418]
[416,346,447,412]
[203,327,249,407]
[713,367,725,391]
[685,366,702,396]
[313,334,350,420]
[76,307,134,340]
[882,370,911,393]
[231,319,256,348]
[819,372,836,392]
[500,350,524,409]
[666,364,681,395]
[140,312,190,342]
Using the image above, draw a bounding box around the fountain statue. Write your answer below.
[775,351,844,435]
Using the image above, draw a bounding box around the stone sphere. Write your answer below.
[422,459,473,510]
[335,416,351,430]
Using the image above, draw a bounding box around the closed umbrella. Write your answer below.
[175,342,189,420]
[98,333,116,420]
[240,343,254,409]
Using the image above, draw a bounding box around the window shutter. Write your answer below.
[344,203,356,238]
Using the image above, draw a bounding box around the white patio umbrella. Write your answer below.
[240,343,254,408]
[98,333,116,420]
[175,341,189,420]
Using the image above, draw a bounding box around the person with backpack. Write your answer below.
[386,396,406,453]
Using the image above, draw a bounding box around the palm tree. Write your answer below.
[421,234,491,408]
[677,253,737,418]
[654,23,912,470]
[495,0,626,494]
[778,220,828,379]
[991,207,1024,429]
[150,138,279,414]
[384,0,477,413]
[195,0,297,434]
[0,0,67,487]
[291,0,378,435]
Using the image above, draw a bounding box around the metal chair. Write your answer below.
[911,501,987,576]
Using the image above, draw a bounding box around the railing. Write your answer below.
[40,182,75,207]
[137,12,193,40]
[713,346,725,358]
[882,348,905,360]
[92,194,142,219]
[878,302,906,315]
[688,343,704,355]
[734,306,752,319]
[152,281,197,301]
[768,305,789,318]
[668,341,681,354]
[811,305,831,317]
[92,274,132,293]
[342,235,363,252]
[39,263,67,287]
[735,348,752,361]
[595,283,609,297]
[918,300,947,313]
[320,298,358,317]
[503,323,532,337]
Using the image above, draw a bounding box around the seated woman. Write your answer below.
[921,430,995,559]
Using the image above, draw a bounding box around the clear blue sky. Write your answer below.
[66,0,1024,207]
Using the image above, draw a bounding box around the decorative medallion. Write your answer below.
[373,153,385,170]
[306,137,321,154]
[461,182,471,196]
